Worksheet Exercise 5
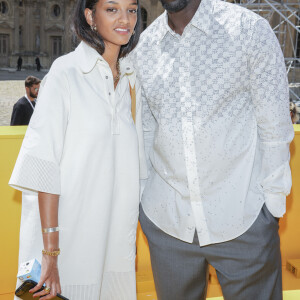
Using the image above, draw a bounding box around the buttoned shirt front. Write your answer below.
[131,0,294,246]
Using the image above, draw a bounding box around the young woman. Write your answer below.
[9,0,147,299]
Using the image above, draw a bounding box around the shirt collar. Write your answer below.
[190,0,215,34]
[156,0,215,43]
[24,94,35,109]
[25,93,35,102]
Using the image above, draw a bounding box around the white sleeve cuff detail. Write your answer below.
[9,152,61,195]
[264,193,286,218]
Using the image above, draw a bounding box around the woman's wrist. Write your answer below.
[43,231,59,249]
[42,226,59,233]
[42,248,60,256]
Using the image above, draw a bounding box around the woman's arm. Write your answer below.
[30,192,61,299]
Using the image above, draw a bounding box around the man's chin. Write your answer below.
[160,0,191,12]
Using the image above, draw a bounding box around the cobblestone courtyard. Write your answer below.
[0,69,47,126]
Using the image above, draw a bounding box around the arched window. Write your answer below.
[52,4,61,17]
[0,1,8,14]
[141,7,148,31]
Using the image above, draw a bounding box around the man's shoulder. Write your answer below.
[129,12,165,65]
[14,96,27,107]
[136,12,166,48]
[213,0,263,28]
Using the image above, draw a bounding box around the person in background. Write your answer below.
[9,0,146,299]
[17,56,22,71]
[131,0,294,299]
[10,76,40,126]
[290,101,300,124]
[35,57,41,72]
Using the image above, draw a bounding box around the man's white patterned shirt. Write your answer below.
[131,0,294,246]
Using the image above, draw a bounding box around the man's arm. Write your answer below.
[248,18,294,217]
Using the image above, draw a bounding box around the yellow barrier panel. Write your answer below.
[1,125,300,299]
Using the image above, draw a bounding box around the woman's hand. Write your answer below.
[30,255,61,299]
[31,192,61,298]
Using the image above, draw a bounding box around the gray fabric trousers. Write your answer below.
[139,204,282,300]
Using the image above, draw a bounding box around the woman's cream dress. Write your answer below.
[9,41,147,300]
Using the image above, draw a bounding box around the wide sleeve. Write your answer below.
[9,62,70,195]
[248,18,294,217]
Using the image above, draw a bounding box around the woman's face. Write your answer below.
[85,0,138,48]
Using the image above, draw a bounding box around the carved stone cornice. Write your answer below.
[0,21,14,29]
[44,24,65,32]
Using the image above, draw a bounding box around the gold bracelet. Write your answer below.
[42,248,60,256]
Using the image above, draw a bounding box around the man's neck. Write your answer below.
[167,0,201,35]
[25,93,35,102]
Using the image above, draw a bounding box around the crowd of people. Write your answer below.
[7,0,298,299]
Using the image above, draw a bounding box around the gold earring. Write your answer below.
[91,24,97,31]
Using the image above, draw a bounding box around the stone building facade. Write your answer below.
[0,0,299,83]
[0,0,164,69]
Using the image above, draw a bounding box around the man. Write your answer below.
[35,56,41,72]
[131,0,294,299]
[10,76,40,126]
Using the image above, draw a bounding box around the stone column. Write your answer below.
[40,1,46,55]
[24,1,31,54]
[14,2,20,54]
[64,0,71,53]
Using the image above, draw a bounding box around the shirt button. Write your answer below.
[105,76,108,79]
[109,92,111,96]
[188,226,194,230]
[126,67,130,70]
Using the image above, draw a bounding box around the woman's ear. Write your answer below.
[84,8,93,27]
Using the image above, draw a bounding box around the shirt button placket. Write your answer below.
[179,33,210,245]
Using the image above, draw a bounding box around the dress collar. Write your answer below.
[75,41,137,86]
[75,41,104,74]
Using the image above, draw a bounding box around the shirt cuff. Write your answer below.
[9,151,61,195]
[264,192,286,218]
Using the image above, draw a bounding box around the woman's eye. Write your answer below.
[129,9,137,14]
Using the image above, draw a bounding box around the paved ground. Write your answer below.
[0,68,48,126]
[0,68,48,81]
